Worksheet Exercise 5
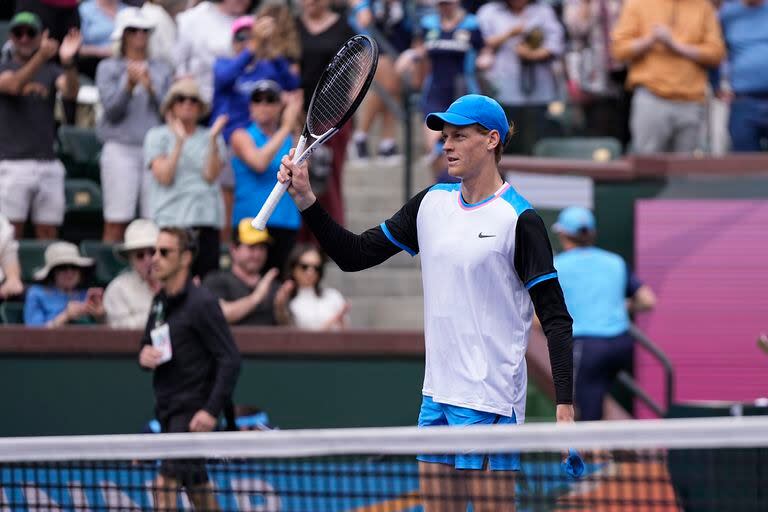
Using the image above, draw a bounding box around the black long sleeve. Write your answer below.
[529,279,574,405]
[194,294,242,417]
[301,202,400,271]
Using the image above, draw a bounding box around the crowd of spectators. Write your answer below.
[0,0,766,335]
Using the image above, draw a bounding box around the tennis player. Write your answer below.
[277,94,574,511]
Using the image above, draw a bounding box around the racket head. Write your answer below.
[305,34,379,137]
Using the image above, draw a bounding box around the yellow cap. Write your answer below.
[237,218,271,245]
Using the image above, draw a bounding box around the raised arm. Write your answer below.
[0,30,58,95]
[279,153,425,271]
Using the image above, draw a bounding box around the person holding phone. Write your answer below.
[24,242,106,327]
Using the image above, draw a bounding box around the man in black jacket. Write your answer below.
[139,227,241,511]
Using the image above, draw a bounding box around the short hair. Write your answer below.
[475,123,515,164]
[561,229,596,247]
[159,227,198,255]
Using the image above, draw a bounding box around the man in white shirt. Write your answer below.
[104,218,160,328]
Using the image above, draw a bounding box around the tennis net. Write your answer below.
[1,416,767,511]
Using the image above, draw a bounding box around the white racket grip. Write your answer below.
[252,135,307,230]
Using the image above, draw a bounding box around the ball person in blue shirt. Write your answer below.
[553,206,656,421]
[276,94,575,511]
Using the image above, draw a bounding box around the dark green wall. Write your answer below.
[1,357,555,436]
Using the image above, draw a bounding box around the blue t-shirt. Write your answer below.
[554,247,642,338]
[417,13,484,111]
[24,286,89,326]
[231,123,300,230]
[719,1,768,94]
[211,53,299,142]
[79,0,126,48]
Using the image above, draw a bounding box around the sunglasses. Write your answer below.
[155,247,179,258]
[11,27,38,39]
[297,263,322,272]
[125,27,150,34]
[175,95,201,105]
[132,248,155,260]
[233,30,251,43]
[252,92,280,104]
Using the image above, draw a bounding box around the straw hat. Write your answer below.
[34,242,95,281]
[117,219,159,258]
[111,7,156,41]
[160,78,210,117]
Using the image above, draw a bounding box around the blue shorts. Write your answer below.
[416,395,521,471]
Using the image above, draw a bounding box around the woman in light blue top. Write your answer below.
[143,78,228,279]
[230,79,303,272]
[24,242,105,327]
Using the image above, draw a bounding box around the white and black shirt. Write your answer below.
[302,182,573,421]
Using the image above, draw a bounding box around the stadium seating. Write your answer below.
[57,126,102,183]
[0,301,24,324]
[17,239,55,283]
[533,137,623,161]
[62,179,103,242]
[80,240,128,287]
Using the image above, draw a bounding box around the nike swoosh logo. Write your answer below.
[478,233,496,238]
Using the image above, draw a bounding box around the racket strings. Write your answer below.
[308,39,377,135]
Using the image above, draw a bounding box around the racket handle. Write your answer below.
[252,135,308,231]
[252,181,289,230]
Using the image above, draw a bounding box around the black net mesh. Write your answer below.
[307,36,377,136]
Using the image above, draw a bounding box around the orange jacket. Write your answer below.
[611,0,725,101]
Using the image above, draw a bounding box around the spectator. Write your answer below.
[13,0,80,42]
[138,226,241,510]
[397,0,484,154]
[103,218,160,328]
[174,0,255,105]
[563,0,629,148]
[141,0,188,68]
[144,78,228,279]
[552,206,656,421]
[717,0,768,152]
[203,219,293,326]
[477,0,564,155]
[78,0,127,78]
[297,0,356,227]
[0,13,81,240]
[611,0,725,154]
[211,15,300,142]
[230,80,303,271]
[0,214,24,300]
[350,0,412,159]
[96,7,172,243]
[286,244,349,330]
[24,241,105,327]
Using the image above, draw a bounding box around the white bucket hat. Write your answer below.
[34,242,95,281]
[111,7,156,41]
[117,219,159,258]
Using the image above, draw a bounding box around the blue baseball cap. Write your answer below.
[552,207,596,236]
[426,95,510,142]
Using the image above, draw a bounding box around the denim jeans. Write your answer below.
[728,96,768,152]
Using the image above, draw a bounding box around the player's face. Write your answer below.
[232,243,268,276]
[440,124,494,179]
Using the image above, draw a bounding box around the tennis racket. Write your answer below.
[252,34,379,230]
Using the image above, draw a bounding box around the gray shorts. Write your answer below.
[0,159,65,225]
[100,141,152,222]
[631,87,704,154]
